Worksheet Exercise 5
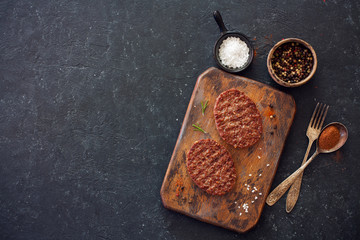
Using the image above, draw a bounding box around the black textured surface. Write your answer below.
[1,0,359,239]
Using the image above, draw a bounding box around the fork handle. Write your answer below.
[285,139,314,213]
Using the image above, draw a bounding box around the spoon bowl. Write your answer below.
[318,122,348,153]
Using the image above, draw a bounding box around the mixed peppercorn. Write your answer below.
[271,42,314,83]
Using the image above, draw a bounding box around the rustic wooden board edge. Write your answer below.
[248,99,296,232]
[160,67,296,233]
[160,69,207,207]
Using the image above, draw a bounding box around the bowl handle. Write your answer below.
[213,11,228,34]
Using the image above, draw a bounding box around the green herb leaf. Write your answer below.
[192,124,207,134]
[201,100,209,116]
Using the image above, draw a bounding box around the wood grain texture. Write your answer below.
[160,67,296,233]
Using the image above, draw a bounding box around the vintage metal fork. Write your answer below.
[285,103,329,212]
[266,103,329,207]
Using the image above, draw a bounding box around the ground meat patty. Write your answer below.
[186,139,236,195]
[214,89,262,148]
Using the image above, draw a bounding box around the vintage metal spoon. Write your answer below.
[266,122,348,206]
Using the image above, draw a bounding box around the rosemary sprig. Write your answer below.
[201,100,209,116]
[192,124,207,134]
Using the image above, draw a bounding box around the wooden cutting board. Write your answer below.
[160,67,296,233]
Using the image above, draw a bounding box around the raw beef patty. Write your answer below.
[186,139,236,195]
[214,89,262,148]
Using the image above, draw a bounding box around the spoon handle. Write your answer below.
[266,150,320,206]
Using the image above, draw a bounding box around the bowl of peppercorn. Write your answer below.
[267,38,317,87]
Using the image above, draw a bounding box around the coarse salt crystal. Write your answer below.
[218,37,250,69]
[259,193,262,195]
[249,174,252,176]
[266,164,270,167]
[255,196,258,200]
[258,156,261,159]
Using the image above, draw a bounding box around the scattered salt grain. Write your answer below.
[252,190,255,193]
[266,164,270,167]
[255,196,258,200]
[251,201,254,203]
[249,174,252,176]
[259,193,262,195]
[240,213,242,216]
[257,156,261,159]
[259,174,262,176]
[218,37,250,69]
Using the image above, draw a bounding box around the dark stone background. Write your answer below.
[1,0,359,239]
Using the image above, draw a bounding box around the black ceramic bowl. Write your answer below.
[213,11,254,73]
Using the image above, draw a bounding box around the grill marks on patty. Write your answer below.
[214,89,263,148]
[186,139,236,195]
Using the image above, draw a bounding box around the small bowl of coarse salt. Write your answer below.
[213,11,254,73]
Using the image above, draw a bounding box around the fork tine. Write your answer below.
[311,103,322,128]
[309,103,320,127]
[315,104,328,129]
[318,105,329,130]
[314,103,325,129]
